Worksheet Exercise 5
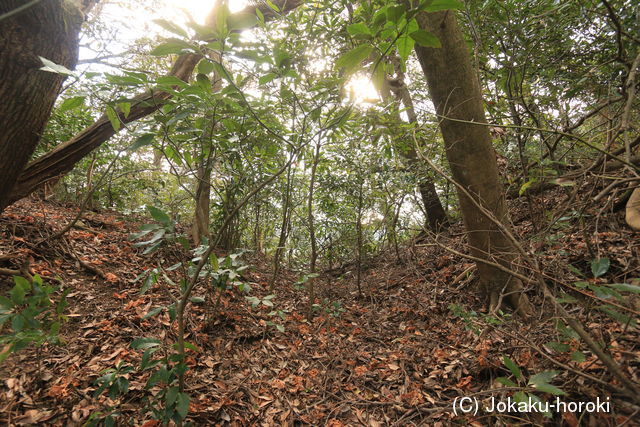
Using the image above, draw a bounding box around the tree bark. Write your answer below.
[0,0,93,210]
[413,10,533,315]
[192,158,212,246]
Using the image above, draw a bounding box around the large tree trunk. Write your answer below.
[0,0,94,210]
[413,10,532,315]
[1,0,303,212]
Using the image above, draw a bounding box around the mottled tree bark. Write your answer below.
[0,0,94,211]
[413,10,532,315]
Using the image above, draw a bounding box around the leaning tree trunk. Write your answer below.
[381,69,449,231]
[0,0,95,211]
[413,9,533,315]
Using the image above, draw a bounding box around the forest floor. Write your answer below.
[0,192,639,426]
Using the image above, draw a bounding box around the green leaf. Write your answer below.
[371,62,386,92]
[209,254,220,272]
[176,392,190,419]
[528,371,565,395]
[131,337,161,350]
[212,62,233,82]
[129,134,155,151]
[106,105,120,131]
[409,30,441,48]
[147,206,171,226]
[198,59,215,75]
[590,257,610,278]
[13,276,31,291]
[608,282,640,293]
[513,391,528,404]
[496,377,517,387]
[347,23,372,36]
[396,33,415,61]
[265,0,280,12]
[190,296,205,303]
[519,178,536,196]
[228,12,258,30]
[0,295,13,309]
[11,314,25,332]
[150,39,194,56]
[39,56,73,76]
[216,3,230,33]
[386,5,405,23]
[258,72,278,85]
[545,341,570,352]
[503,356,522,380]
[10,284,27,305]
[153,19,188,38]
[424,0,465,12]
[118,102,131,119]
[531,381,566,395]
[335,45,373,74]
[143,307,163,319]
[597,305,636,326]
[58,96,85,113]
[166,386,180,406]
[571,351,586,362]
[196,73,212,93]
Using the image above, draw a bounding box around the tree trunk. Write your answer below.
[270,159,294,290]
[306,141,321,319]
[192,160,212,246]
[0,0,93,211]
[413,10,532,315]
[355,180,364,297]
[382,71,449,231]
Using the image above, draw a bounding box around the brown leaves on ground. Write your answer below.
[0,196,638,425]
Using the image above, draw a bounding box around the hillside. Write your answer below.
[1,191,638,426]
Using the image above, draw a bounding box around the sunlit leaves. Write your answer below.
[38,56,73,76]
[58,96,85,113]
[228,12,258,31]
[105,105,120,131]
[336,44,373,74]
[153,19,188,38]
[347,23,372,39]
[150,39,195,56]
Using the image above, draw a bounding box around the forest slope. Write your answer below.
[0,190,639,425]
